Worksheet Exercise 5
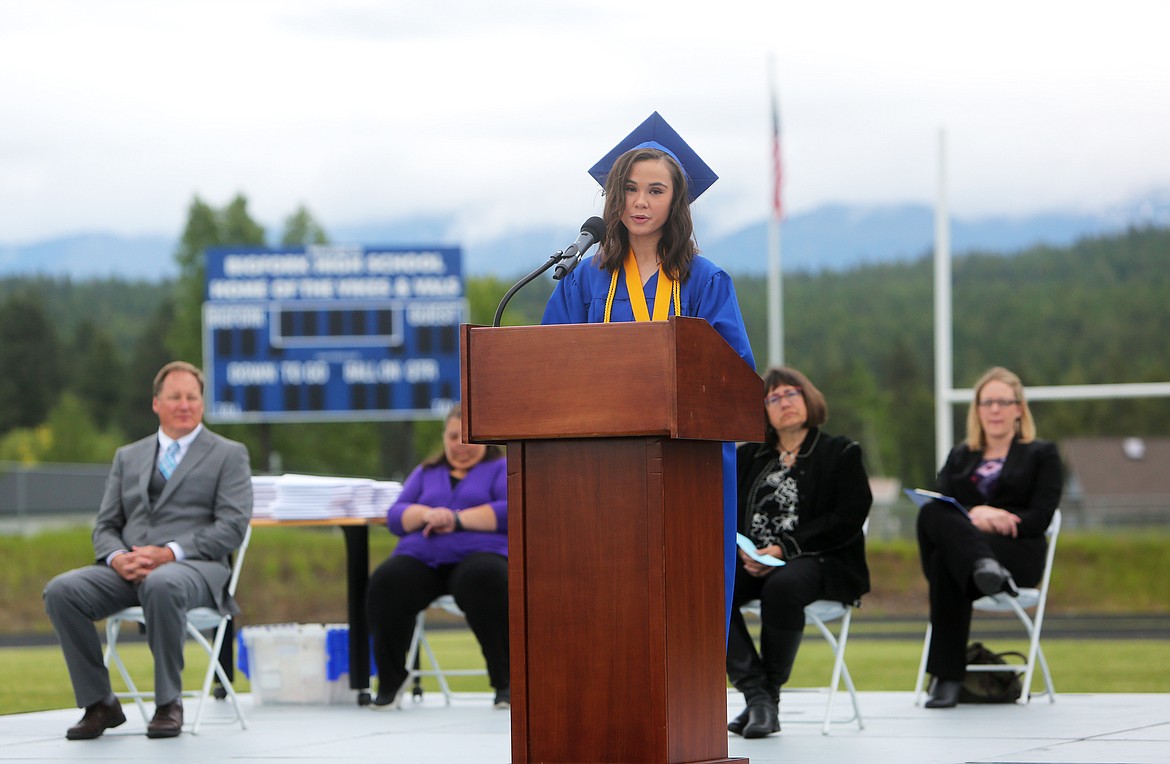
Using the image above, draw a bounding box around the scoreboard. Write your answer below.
[202,244,466,423]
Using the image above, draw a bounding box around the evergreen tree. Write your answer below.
[168,194,266,364]
[281,205,329,246]
[122,299,177,440]
[4,217,1168,488]
[69,320,125,431]
[0,292,62,434]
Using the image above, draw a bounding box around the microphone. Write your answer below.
[553,216,606,280]
[493,216,606,326]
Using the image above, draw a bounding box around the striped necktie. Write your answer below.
[160,441,180,480]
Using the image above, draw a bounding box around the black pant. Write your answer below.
[366,552,509,693]
[726,555,824,696]
[917,506,1045,680]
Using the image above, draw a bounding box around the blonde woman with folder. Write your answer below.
[916,366,1063,708]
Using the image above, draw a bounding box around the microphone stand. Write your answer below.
[492,250,575,327]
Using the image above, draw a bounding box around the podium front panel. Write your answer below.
[508,437,732,764]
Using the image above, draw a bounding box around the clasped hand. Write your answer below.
[420,507,458,537]
[969,505,1021,537]
[111,545,176,582]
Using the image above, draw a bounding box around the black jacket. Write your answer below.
[736,428,872,604]
[934,438,1062,541]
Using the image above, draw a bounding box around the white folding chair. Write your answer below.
[740,597,864,735]
[104,525,252,733]
[914,509,1061,706]
[401,594,488,706]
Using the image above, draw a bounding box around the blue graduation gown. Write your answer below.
[542,254,757,630]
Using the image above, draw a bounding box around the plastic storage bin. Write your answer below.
[238,623,357,705]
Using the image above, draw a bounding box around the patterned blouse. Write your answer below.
[746,452,800,548]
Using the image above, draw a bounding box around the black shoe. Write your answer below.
[973,557,1019,597]
[924,678,962,709]
[369,693,397,711]
[493,686,510,710]
[145,699,183,738]
[370,681,406,711]
[741,701,780,739]
[66,698,127,740]
[727,706,751,735]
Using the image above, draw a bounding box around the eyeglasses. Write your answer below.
[977,398,1019,409]
[765,388,802,406]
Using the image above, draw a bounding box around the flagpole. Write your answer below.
[934,128,954,469]
[767,209,782,368]
[767,58,784,368]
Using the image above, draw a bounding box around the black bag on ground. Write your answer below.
[960,642,1025,703]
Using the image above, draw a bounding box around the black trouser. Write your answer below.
[726,555,824,701]
[917,507,1045,680]
[366,552,509,693]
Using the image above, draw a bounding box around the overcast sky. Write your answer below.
[2,0,1168,246]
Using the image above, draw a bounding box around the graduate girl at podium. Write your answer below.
[542,112,756,629]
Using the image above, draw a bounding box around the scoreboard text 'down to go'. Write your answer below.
[202,244,466,423]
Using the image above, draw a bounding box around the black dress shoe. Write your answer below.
[727,706,751,735]
[369,691,399,711]
[741,702,780,739]
[369,676,408,711]
[66,698,127,740]
[924,678,962,708]
[973,557,1019,597]
[146,699,183,738]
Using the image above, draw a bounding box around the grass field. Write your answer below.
[3,629,1165,717]
[4,528,1169,635]
[4,526,1167,717]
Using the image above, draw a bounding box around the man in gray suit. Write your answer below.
[44,361,252,739]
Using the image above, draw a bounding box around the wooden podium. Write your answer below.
[462,317,761,764]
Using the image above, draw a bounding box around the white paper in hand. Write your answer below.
[736,533,785,566]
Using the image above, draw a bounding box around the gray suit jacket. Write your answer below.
[92,426,253,614]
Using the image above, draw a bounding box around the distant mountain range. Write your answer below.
[0,232,178,282]
[3,193,1168,281]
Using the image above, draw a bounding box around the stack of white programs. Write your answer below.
[250,475,281,520]
[251,474,402,521]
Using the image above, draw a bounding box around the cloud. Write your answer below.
[2,0,1169,244]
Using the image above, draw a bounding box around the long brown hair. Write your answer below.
[593,147,698,281]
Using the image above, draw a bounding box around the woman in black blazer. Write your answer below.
[917,366,1063,708]
[727,366,872,738]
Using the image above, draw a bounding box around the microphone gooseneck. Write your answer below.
[493,217,608,327]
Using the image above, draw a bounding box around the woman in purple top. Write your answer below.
[366,408,509,709]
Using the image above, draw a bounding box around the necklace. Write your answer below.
[777,434,804,465]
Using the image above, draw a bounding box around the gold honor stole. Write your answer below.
[604,250,681,323]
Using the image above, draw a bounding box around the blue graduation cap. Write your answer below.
[588,111,718,203]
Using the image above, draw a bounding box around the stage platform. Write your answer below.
[1,690,1166,763]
